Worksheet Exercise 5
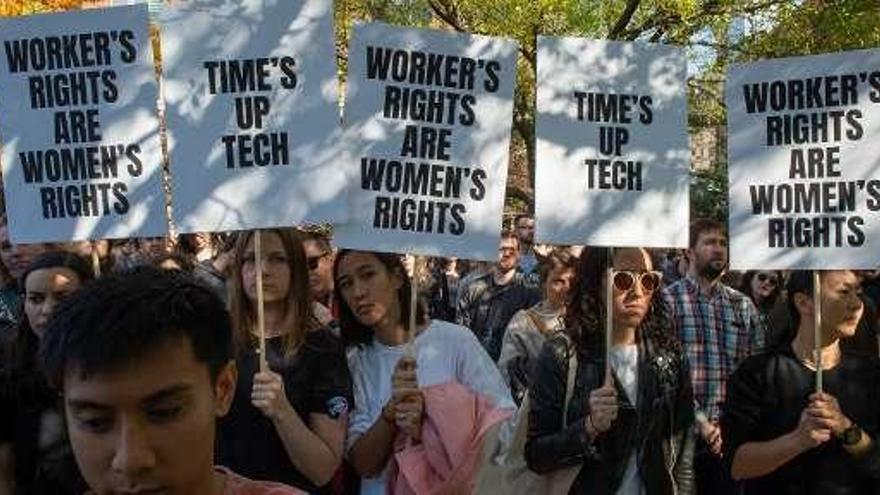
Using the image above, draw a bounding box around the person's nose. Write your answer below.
[111,417,156,476]
[351,278,368,301]
[39,298,56,320]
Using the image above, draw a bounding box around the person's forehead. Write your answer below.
[26,267,80,291]
[338,252,381,274]
[614,248,652,270]
[63,337,209,405]
[548,266,574,278]
[825,270,858,287]
[302,239,325,257]
[500,237,518,247]
[517,217,534,227]
[697,229,726,243]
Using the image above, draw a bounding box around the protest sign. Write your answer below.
[535,37,689,248]
[728,49,880,270]
[333,22,518,261]
[161,0,345,233]
[0,5,165,243]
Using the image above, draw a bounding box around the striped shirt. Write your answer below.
[663,275,766,421]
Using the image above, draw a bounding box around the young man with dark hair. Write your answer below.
[662,218,767,494]
[39,268,303,495]
[513,213,537,275]
[456,230,540,361]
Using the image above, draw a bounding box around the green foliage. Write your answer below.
[739,0,880,61]
[691,161,728,224]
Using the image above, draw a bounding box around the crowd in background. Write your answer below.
[0,212,879,494]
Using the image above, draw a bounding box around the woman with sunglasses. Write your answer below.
[333,250,514,495]
[740,270,784,318]
[0,251,92,494]
[526,247,695,494]
[723,270,880,494]
[217,229,352,494]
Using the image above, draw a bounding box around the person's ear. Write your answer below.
[792,292,813,316]
[214,360,237,418]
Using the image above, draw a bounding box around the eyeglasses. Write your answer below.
[756,272,779,286]
[612,270,663,293]
[307,252,330,271]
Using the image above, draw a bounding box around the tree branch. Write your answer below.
[608,0,642,39]
[427,0,467,32]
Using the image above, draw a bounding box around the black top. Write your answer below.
[456,270,540,361]
[722,348,880,494]
[525,332,695,495]
[216,328,353,493]
[0,353,84,494]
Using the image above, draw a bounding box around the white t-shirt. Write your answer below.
[346,319,515,495]
[609,344,644,495]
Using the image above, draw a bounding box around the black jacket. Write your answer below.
[525,332,695,494]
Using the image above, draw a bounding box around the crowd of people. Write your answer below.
[0,213,879,494]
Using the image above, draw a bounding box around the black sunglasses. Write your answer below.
[307,252,330,271]
[756,272,779,286]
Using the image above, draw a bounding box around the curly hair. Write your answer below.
[564,247,681,358]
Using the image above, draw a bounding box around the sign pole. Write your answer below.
[813,270,823,393]
[605,247,614,383]
[406,254,419,356]
[90,241,101,277]
[255,230,267,373]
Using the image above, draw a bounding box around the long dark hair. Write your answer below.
[564,247,679,358]
[333,250,427,347]
[0,251,92,402]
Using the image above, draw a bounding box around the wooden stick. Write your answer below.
[255,230,267,373]
[406,254,419,357]
[90,241,101,277]
[605,247,614,383]
[813,270,823,393]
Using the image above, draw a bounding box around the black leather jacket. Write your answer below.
[525,331,695,494]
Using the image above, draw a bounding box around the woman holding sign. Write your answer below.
[0,251,92,494]
[525,247,695,494]
[217,229,352,494]
[723,270,880,494]
[334,250,513,495]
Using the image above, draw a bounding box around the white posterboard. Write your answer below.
[161,0,346,233]
[334,23,517,261]
[0,5,166,243]
[535,37,689,248]
[728,49,880,270]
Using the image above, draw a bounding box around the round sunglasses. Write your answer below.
[612,270,663,293]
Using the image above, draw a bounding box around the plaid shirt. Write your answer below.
[663,275,766,422]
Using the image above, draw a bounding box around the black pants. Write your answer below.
[695,438,739,495]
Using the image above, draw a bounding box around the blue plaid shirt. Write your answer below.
[663,275,766,422]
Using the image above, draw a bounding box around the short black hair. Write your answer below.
[40,267,232,389]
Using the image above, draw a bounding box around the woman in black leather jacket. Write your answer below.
[525,247,695,494]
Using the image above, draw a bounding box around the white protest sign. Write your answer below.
[728,49,880,270]
[161,0,345,233]
[334,23,517,261]
[0,5,165,243]
[535,37,689,248]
